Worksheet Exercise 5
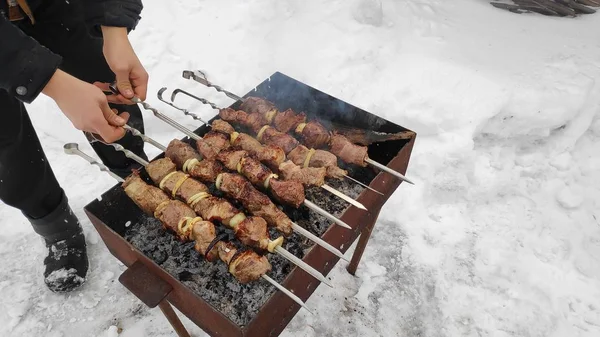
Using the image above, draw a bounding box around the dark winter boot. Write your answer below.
[26,192,89,293]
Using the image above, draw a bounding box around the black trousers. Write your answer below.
[0,0,147,219]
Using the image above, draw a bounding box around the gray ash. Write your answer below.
[122,178,365,327]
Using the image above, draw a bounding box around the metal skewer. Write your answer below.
[181,70,415,185]
[91,136,336,286]
[169,88,385,196]
[63,143,312,311]
[157,87,211,126]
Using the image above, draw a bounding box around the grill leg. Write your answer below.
[158,300,191,337]
[346,210,380,275]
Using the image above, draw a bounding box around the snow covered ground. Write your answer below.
[1,0,600,336]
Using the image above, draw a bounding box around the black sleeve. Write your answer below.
[82,0,143,37]
[0,16,62,104]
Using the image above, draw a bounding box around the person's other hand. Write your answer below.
[97,26,148,104]
[43,69,128,143]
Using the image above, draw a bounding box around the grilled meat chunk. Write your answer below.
[146,158,177,183]
[190,219,218,261]
[297,121,330,149]
[231,133,284,170]
[216,149,247,171]
[218,173,293,236]
[211,119,236,135]
[228,250,271,283]
[166,139,202,167]
[235,217,270,251]
[259,126,299,154]
[192,196,239,226]
[187,159,224,183]
[268,179,305,208]
[278,161,326,187]
[196,132,230,160]
[154,200,197,238]
[330,133,368,167]
[240,97,277,116]
[273,108,306,134]
[287,145,347,179]
[122,172,171,214]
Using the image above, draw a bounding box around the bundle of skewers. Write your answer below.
[163,70,415,188]
[64,143,312,312]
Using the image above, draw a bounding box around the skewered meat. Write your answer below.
[211,119,236,134]
[296,122,330,149]
[120,169,271,284]
[217,173,293,236]
[217,150,305,208]
[273,108,306,134]
[330,133,368,167]
[153,199,197,238]
[278,161,326,187]
[122,172,171,214]
[217,243,271,283]
[166,139,201,168]
[240,97,277,116]
[287,145,347,179]
[196,132,230,160]
[231,132,285,170]
[257,125,299,154]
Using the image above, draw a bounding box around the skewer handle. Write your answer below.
[170,88,220,110]
[157,87,211,126]
[124,125,167,152]
[182,70,243,101]
[63,143,125,182]
[321,184,367,211]
[365,158,414,185]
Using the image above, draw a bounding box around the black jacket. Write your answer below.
[0,0,143,104]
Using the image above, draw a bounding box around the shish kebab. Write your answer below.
[178,70,414,184]
[116,102,356,231]
[92,124,349,262]
[105,84,354,228]
[92,140,333,286]
[158,88,381,195]
[62,143,312,312]
[86,135,343,284]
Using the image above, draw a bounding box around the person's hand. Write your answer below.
[96,26,148,104]
[43,69,129,143]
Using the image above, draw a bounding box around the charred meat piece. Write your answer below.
[297,121,330,149]
[231,133,285,170]
[240,97,277,116]
[196,132,230,160]
[188,159,224,183]
[166,139,202,167]
[287,145,347,179]
[273,108,306,134]
[145,158,177,183]
[192,196,239,226]
[122,172,171,214]
[211,119,236,135]
[237,155,272,187]
[278,161,326,187]
[190,219,218,260]
[216,149,248,171]
[219,108,247,125]
[329,133,368,167]
[218,173,293,236]
[215,241,272,284]
[259,126,299,154]
[234,217,270,251]
[154,199,197,238]
[268,179,305,208]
